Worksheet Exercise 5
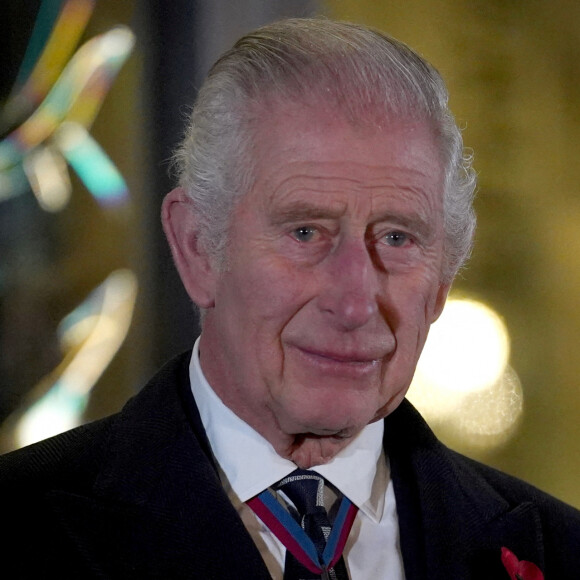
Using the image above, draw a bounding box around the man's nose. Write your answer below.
[316,237,380,330]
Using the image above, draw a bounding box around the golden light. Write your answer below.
[23,145,72,211]
[418,299,510,394]
[407,297,523,450]
[8,270,138,450]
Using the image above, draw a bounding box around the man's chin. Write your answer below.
[286,431,360,468]
[310,422,362,438]
[281,410,368,440]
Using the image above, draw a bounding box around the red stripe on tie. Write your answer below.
[247,495,322,574]
[328,502,358,569]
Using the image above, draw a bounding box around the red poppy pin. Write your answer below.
[501,547,544,580]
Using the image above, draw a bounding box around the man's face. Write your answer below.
[199,103,449,444]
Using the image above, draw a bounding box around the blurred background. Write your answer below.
[1,0,579,510]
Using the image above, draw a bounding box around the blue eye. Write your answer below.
[292,226,317,242]
[385,232,408,247]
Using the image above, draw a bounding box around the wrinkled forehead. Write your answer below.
[243,100,445,222]
[251,98,444,174]
[244,92,447,181]
[247,84,438,136]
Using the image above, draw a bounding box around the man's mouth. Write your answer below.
[292,345,385,376]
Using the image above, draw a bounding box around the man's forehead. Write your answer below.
[243,100,444,206]
[251,101,442,170]
[261,168,441,208]
[251,152,444,215]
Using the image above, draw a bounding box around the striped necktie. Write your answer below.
[248,469,356,579]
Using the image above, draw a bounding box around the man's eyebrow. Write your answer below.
[269,200,346,224]
[268,198,437,238]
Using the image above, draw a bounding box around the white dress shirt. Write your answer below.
[189,338,405,579]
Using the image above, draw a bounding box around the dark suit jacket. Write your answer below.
[1,352,580,579]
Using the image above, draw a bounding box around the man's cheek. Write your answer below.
[263,273,316,314]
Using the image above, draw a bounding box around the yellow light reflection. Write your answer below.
[0,270,138,452]
[456,366,523,444]
[407,297,523,450]
[1,0,96,126]
[23,146,72,212]
[0,26,135,170]
[418,299,510,394]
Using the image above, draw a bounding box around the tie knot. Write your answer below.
[276,469,326,517]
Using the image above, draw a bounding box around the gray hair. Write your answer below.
[174,18,476,282]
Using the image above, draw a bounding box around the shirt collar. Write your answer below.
[189,337,388,523]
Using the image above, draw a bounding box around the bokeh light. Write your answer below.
[3,270,138,451]
[418,298,510,394]
[408,297,523,450]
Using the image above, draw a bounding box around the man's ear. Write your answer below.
[161,187,217,308]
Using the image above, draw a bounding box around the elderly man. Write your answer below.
[1,18,580,580]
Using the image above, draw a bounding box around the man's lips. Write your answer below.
[299,347,381,364]
[291,345,388,375]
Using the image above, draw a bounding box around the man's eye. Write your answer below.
[384,232,408,247]
[292,226,317,242]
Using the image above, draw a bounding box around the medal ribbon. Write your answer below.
[247,488,358,574]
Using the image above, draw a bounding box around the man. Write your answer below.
[1,18,579,579]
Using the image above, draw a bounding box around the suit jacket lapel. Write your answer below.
[44,353,546,578]
[385,400,544,580]
[47,352,271,578]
